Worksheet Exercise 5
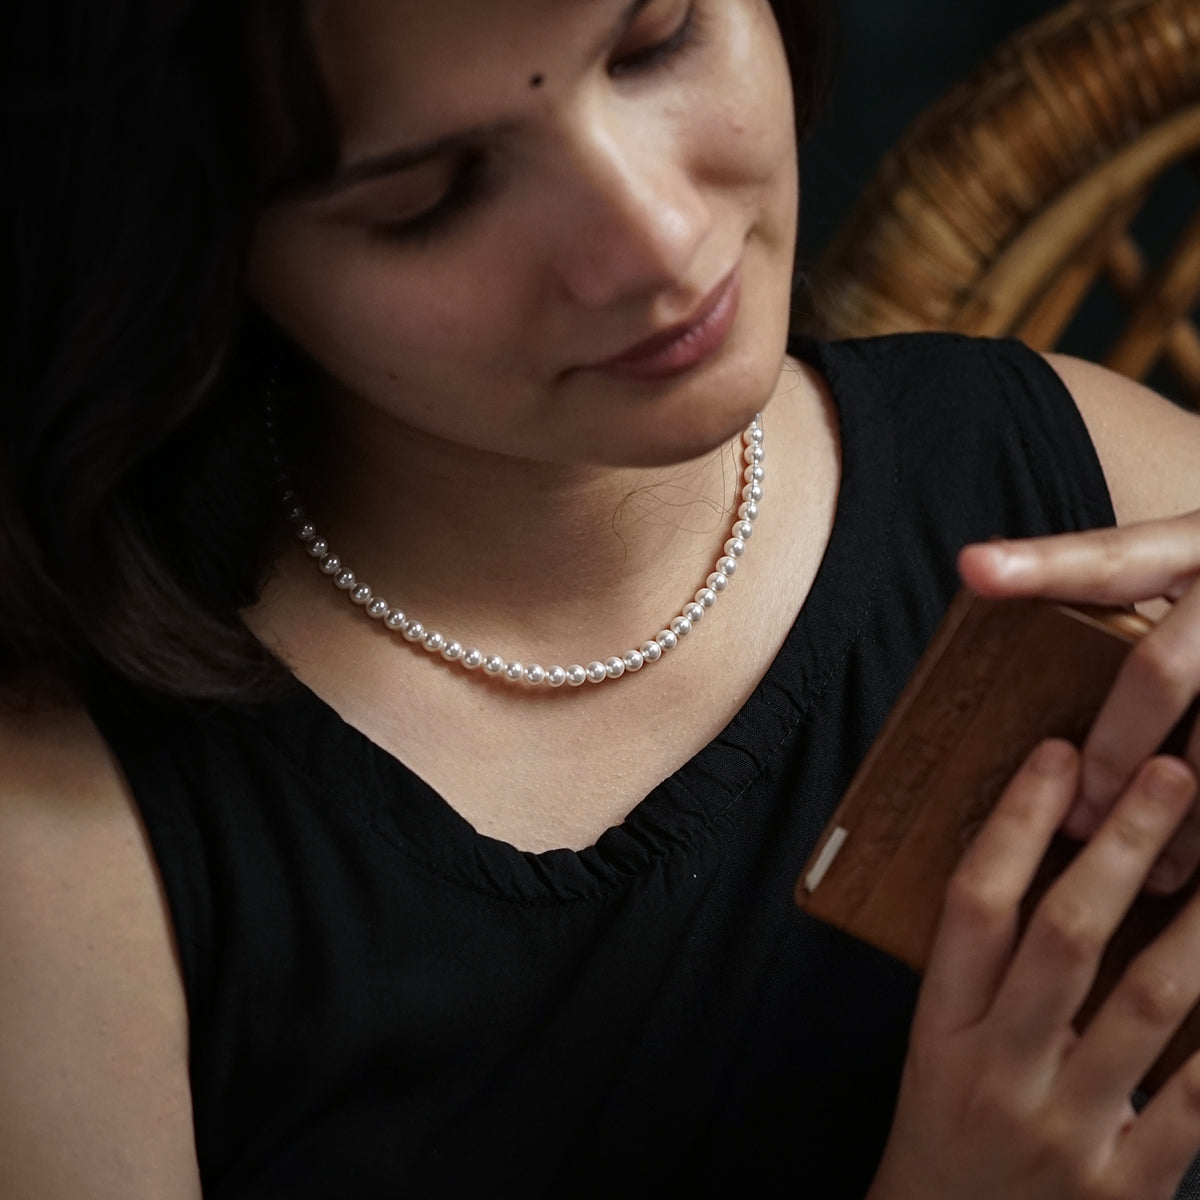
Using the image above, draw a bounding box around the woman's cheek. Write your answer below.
[307,248,525,393]
[694,26,795,191]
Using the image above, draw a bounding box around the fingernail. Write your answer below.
[1143,757,1196,802]
[1032,739,1076,775]
[987,544,1035,579]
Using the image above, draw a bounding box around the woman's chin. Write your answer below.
[574,350,789,470]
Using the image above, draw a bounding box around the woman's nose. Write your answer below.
[547,110,711,309]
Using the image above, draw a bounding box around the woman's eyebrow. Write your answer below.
[311,0,654,198]
[318,123,508,197]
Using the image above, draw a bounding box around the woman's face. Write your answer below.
[249,0,799,468]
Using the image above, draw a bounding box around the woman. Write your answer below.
[7,0,1200,1196]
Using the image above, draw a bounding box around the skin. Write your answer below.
[8,0,1200,1194]
[244,0,834,852]
[0,709,201,1198]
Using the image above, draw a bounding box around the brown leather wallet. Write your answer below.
[795,589,1199,1093]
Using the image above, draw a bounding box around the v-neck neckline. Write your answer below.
[249,337,900,900]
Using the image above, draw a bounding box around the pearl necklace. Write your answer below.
[274,417,765,687]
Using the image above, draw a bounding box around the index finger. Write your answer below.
[958,516,1200,606]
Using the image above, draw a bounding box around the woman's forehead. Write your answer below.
[303,0,661,161]
[306,0,618,102]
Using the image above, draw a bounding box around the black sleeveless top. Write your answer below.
[91,334,1142,1199]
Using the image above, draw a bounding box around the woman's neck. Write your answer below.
[294,401,761,647]
[254,355,832,679]
[245,358,841,855]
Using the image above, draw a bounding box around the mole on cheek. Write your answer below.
[528,72,545,89]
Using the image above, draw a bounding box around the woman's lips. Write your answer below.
[587,267,742,381]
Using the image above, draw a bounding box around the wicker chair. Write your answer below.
[810,0,1200,407]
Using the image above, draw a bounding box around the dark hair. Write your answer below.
[1,0,831,701]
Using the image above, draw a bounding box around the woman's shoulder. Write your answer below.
[0,698,146,860]
[0,699,201,1197]
[0,694,122,798]
[1043,352,1200,526]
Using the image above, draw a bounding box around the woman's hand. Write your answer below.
[868,739,1200,1200]
[960,512,1200,891]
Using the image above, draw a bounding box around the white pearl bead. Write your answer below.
[656,630,678,650]
[738,501,759,522]
[525,664,547,685]
[623,650,645,672]
[484,655,505,675]
[319,554,341,576]
[684,603,704,624]
[748,425,764,445]
[403,621,425,643]
[707,572,729,593]
[423,631,446,654]
[695,588,717,608]
[442,641,463,661]
[744,464,765,485]
[504,661,524,681]
[744,444,765,465]
[385,609,407,631]
[586,662,608,684]
[742,483,763,503]
[605,657,625,679]
[671,616,693,637]
[367,597,389,619]
[717,556,738,576]
[733,520,754,540]
[462,648,484,669]
[286,504,304,524]
[351,584,373,605]
[725,538,746,558]
[307,538,329,558]
[547,666,568,688]
[297,522,317,542]
[335,569,356,590]
[641,641,663,662]
[566,665,587,686]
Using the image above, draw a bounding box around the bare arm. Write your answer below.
[0,704,201,1198]
[1046,353,1200,525]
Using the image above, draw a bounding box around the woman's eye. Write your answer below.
[365,4,699,247]
[610,4,698,77]
[371,153,490,247]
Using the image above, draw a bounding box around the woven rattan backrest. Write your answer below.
[812,0,1200,406]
